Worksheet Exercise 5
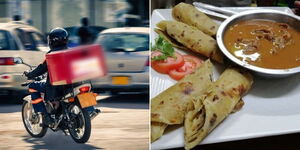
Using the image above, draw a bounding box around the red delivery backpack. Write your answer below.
[46,44,107,86]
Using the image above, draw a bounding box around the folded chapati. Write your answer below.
[184,68,253,150]
[151,122,168,142]
[151,60,213,125]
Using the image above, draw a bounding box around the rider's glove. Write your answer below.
[23,70,30,78]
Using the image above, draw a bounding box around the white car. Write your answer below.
[93,27,149,94]
[0,22,48,98]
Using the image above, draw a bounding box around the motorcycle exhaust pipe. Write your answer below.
[90,109,101,120]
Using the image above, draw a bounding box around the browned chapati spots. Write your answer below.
[150,60,213,141]
[184,68,253,150]
[172,2,219,36]
[156,20,223,63]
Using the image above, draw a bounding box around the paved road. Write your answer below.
[0,93,149,150]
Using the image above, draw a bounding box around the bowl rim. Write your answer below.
[216,9,300,75]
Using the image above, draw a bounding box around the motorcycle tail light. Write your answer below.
[1,75,10,79]
[0,57,15,65]
[79,86,90,93]
[68,97,75,102]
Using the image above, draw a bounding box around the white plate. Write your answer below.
[151,7,300,150]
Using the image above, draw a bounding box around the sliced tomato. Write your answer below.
[168,55,203,81]
[151,51,184,74]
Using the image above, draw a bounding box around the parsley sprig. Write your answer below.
[151,36,175,61]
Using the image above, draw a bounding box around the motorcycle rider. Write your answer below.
[24,28,69,126]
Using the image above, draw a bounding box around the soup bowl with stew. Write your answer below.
[217,9,300,77]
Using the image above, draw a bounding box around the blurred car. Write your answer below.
[93,27,149,94]
[64,26,107,47]
[0,22,47,97]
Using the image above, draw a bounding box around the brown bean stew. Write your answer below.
[224,19,300,69]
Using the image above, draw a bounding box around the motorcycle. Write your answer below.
[15,58,100,143]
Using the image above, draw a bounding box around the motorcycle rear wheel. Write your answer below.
[68,103,91,143]
[22,101,47,138]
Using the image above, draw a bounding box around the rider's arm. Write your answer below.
[26,60,48,79]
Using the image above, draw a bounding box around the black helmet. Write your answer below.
[48,28,68,50]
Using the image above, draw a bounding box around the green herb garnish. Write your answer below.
[151,36,175,61]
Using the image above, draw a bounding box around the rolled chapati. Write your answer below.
[154,28,188,51]
[172,2,219,36]
[184,68,253,150]
[156,21,223,63]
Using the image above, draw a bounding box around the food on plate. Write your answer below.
[224,19,300,69]
[184,68,253,150]
[151,122,168,142]
[151,51,185,74]
[168,55,203,81]
[151,4,257,148]
[156,20,223,63]
[151,60,213,142]
[172,2,219,36]
[231,99,245,113]
[151,60,213,125]
[151,36,205,80]
[151,60,253,144]
[151,36,185,74]
[151,35,177,61]
[154,28,188,51]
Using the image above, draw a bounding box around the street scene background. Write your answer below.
[0,0,149,149]
[0,0,149,32]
